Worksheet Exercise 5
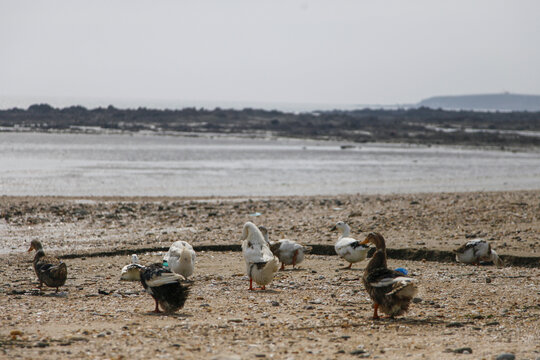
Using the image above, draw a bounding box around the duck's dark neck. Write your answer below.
[34,249,45,261]
[366,248,387,272]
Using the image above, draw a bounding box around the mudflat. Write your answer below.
[1,191,539,359]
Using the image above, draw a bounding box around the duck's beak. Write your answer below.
[330,225,336,231]
[27,244,34,252]
[360,238,370,245]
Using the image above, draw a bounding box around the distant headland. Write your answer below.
[417,92,540,112]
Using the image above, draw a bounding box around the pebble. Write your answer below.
[271,301,280,307]
[35,341,49,348]
[453,347,473,354]
[495,354,515,360]
[412,297,422,304]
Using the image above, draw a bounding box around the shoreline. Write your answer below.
[2,127,540,154]
[1,190,539,258]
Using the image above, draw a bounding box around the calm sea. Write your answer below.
[1,132,539,197]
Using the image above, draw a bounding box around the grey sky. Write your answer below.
[1,0,539,109]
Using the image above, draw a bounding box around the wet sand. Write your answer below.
[1,190,539,359]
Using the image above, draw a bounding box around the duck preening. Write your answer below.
[163,241,196,279]
[241,222,279,290]
[28,240,67,293]
[333,221,370,269]
[454,239,504,267]
[139,263,190,313]
[360,232,418,319]
[120,254,144,281]
[259,226,310,270]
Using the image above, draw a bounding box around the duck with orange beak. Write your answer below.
[28,240,68,293]
[360,232,417,319]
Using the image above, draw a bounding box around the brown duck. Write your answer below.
[360,232,417,319]
[28,240,67,292]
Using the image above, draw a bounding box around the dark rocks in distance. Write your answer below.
[1,104,540,148]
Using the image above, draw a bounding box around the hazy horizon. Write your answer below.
[2,1,540,108]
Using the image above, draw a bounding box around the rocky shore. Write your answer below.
[1,190,539,359]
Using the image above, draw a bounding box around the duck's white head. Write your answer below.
[131,254,140,264]
[335,221,351,235]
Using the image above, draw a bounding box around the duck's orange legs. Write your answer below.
[373,304,380,319]
[249,278,254,290]
[280,263,285,271]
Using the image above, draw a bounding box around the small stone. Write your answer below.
[350,349,367,355]
[496,354,515,360]
[255,354,266,358]
[446,322,464,328]
[227,318,243,323]
[336,350,345,354]
[453,347,472,354]
[485,277,492,283]
[35,341,49,348]
[96,332,106,338]
[412,297,422,304]
[271,301,280,307]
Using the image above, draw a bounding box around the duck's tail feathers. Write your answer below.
[490,250,504,267]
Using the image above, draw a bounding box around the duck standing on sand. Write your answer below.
[333,221,370,269]
[27,240,68,293]
[259,226,310,270]
[139,263,190,313]
[454,239,504,266]
[360,232,418,319]
[163,241,196,279]
[120,254,144,281]
[241,222,279,290]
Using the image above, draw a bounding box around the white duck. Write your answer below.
[259,226,310,270]
[333,221,370,269]
[163,241,196,279]
[241,222,279,290]
[120,254,144,281]
[454,239,503,266]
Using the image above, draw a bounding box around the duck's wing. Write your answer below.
[278,239,303,252]
[35,259,67,286]
[335,237,369,256]
[141,264,185,287]
[366,268,416,295]
[243,239,275,263]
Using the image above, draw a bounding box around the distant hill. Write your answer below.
[418,93,540,111]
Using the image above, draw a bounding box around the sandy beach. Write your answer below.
[1,190,539,359]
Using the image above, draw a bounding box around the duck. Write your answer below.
[139,263,190,313]
[120,254,144,281]
[259,225,310,270]
[163,241,196,279]
[333,221,370,269]
[241,222,279,290]
[27,240,68,293]
[454,239,504,267]
[360,232,418,319]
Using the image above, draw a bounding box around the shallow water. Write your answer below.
[0,132,539,196]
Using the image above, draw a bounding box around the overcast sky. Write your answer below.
[1,0,540,109]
